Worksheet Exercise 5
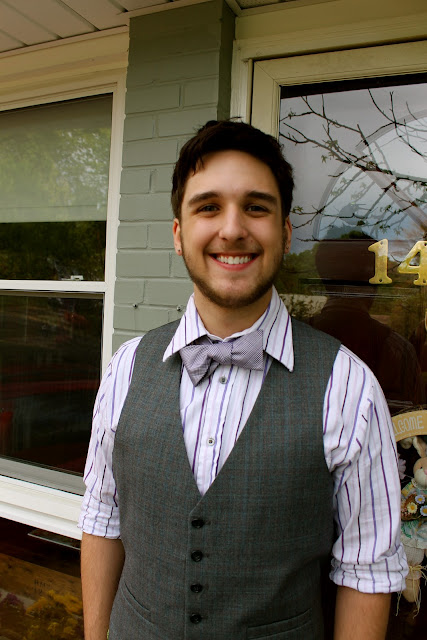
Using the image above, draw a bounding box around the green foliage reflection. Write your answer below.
[0,221,106,281]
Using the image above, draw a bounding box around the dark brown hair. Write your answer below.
[171,120,294,222]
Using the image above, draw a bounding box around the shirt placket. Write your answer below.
[194,364,235,494]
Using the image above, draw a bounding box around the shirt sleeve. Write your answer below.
[324,346,408,593]
[78,337,142,538]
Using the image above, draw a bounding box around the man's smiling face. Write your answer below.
[173,150,292,319]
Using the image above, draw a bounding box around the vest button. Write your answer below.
[191,550,203,562]
[190,583,203,593]
[191,518,205,529]
[190,613,202,624]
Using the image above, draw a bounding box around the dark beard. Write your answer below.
[181,243,284,310]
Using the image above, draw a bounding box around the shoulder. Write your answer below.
[111,320,180,363]
[102,336,143,397]
[292,317,341,350]
[109,320,179,367]
[93,336,144,431]
[329,344,385,422]
[326,345,386,432]
[128,320,182,365]
[142,319,181,342]
[327,345,391,455]
[110,336,143,370]
[333,343,378,392]
[291,318,341,379]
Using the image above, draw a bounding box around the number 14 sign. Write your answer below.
[368,240,427,286]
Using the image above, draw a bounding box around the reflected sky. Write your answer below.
[280,80,427,257]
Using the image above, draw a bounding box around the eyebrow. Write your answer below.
[247,190,278,205]
[186,190,279,207]
[186,191,219,207]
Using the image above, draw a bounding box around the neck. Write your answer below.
[193,289,273,339]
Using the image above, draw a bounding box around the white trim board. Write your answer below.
[0,475,83,540]
[0,31,129,105]
[231,16,427,124]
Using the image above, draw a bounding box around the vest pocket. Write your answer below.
[118,579,153,623]
[247,608,312,639]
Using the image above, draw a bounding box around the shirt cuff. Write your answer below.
[330,544,408,594]
[78,490,121,538]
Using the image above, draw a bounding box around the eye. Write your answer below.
[247,204,268,213]
[198,204,219,213]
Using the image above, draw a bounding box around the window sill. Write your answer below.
[0,475,83,540]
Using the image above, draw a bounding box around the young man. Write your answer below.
[80,120,407,640]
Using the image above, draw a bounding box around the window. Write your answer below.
[246,37,427,635]
[252,42,427,416]
[0,32,127,538]
[0,96,111,486]
[276,74,427,413]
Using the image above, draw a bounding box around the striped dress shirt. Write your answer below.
[79,287,407,594]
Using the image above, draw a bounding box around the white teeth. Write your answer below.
[217,255,252,265]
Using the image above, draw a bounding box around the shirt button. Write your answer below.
[219,376,227,384]
[190,583,204,593]
[191,518,205,529]
[190,613,202,624]
[207,437,215,446]
[191,550,203,562]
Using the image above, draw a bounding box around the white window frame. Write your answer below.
[0,30,128,539]
[249,41,427,136]
[231,6,427,128]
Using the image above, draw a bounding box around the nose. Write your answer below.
[218,206,248,242]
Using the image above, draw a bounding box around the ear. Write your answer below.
[283,217,292,254]
[413,436,427,458]
[173,218,182,255]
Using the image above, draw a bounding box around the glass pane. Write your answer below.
[278,75,427,415]
[0,294,102,474]
[0,221,106,281]
[0,95,112,281]
[277,73,427,636]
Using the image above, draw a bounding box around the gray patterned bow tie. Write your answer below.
[179,330,264,386]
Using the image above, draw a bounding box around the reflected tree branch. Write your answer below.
[280,89,427,239]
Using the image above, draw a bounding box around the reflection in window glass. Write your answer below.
[276,73,427,636]
[0,95,111,281]
[277,75,427,415]
[0,517,82,639]
[0,221,106,281]
[0,295,102,474]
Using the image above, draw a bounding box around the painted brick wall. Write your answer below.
[113,0,235,352]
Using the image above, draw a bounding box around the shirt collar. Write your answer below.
[162,287,294,372]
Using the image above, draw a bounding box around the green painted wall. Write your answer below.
[113,0,235,350]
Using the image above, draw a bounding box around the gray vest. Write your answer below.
[110,319,340,640]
